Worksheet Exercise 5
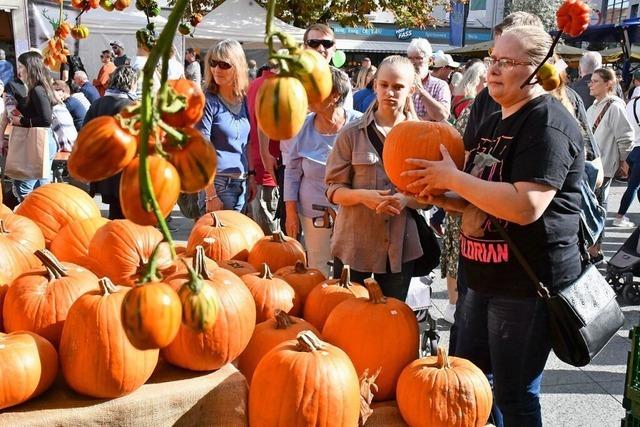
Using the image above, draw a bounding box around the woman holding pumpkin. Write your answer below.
[197,39,255,214]
[324,55,424,300]
[403,26,585,426]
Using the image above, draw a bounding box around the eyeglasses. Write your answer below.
[305,39,335,49]
[484,57,532,70]
[588,79,603,85]
[408,55,425,62]
[209,60,232,70]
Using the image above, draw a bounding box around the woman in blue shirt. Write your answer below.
[197,39,254,213]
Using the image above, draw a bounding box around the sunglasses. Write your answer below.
[209,60,232,70]
[305,39,335,49]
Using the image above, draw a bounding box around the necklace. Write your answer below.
[219,94,242,116]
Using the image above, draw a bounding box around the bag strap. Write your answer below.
[591,99,613,134]
[366,120,385,159]
[633,97,640,127]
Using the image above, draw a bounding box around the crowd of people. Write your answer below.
[0,11,637,426]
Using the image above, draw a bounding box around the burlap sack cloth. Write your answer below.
[0,361,248,426]
[366,401,408,426]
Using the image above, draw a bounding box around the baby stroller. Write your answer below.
[606,226,640,304]
[312,204,440,357]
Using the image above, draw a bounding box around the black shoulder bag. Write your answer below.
[366,122,440,277]
[489,217,623,367]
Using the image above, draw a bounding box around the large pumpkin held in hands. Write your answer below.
[248,231,306,272]
[256,76,308,141]
[382,121,464,196]
[396,347,493,427]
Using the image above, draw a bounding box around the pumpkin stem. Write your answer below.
[140,242,162,283]
[180,258,204,294]
[259,263,273,280]
[274,309,293,329]
[272,230,286,243]
[294,260,307,274]
[209,212,224,228]
[296,330,325,352]
[193,246,212,281]
[34,249,68,280]
[338,265,351,288]
[363,278,386,304]
[0,219,7,234]
[358,368,381,427]
[98,277,118,295]
[436,346,451,369]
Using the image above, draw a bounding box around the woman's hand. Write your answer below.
[375,193,410,216]
[9,115,21,126]
[247,176,258,203]
[402,145,460,197]
[357,189,394,211]
[205,196,223,213]
[410,191,469,213]
[285,201,300,238]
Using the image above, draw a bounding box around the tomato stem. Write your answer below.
[520,30,563,89]
[158,119,186,146]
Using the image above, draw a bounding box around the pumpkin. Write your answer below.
[113,0,130,10]
[0,273,9,331]
[87,219,174,286]
[396,347,493,427]
[238,309,320,384]
[218,259,257,277]
[275,261,326,315]
[382,121,464,196]
[291,49,333,104]
[3,249,99,347]
[59,278,159,398]
[256,76,308,141]
[322,278,419,401]
[248,231,306,272]
[168,245,219,278]
[50,217,109,266]
[0,213,45,281]
[120,155,181,226]
[303,265,368,331]
[249,331,361,426]
[186,212,249,262]
[70,24,90,40]
[121,278,182,350]
[162,79,206,128]
[0,203,11,215]
[162,259,256,371]
[536,63,561,91]
[68,116,138,182]
[0,331,58,410]
[165,127,217,193]
[175,252,221,332]
[241,263,296,322]
[194,210,264,249]
[15,183,101,246]
[556,0,591,38]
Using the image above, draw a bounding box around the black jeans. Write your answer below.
[332,257,414,301]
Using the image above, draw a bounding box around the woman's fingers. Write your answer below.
[406,176,431,191]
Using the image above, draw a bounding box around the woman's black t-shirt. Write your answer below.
[461,94,585,297]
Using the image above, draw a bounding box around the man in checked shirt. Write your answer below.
[407,38,451,122]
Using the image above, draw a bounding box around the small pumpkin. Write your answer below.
[178,22,192,36]
[218,259,257,277]
[396,347,493,427]
[291,49,333,104]
[0,331,58,410]
[536,63,561,91]
[322,278,420,401]
[382,121,464,196]
[0,213,45,281]
[241,263,296,322]
[59,278,159,398]
[249,331,361,426]
[303,265,368,331]
[161,78,206,127]
[238,309,320,384]
[70,24,90,40]
[176,252,221,331]
[55,21,71,39]
[248,231,306,272]
[186,212,249,262]
[114,0,130,10]
[556,0,591,38]
[194,210,264,249]
[256,76,308,141]
[275,260,326,315]
[165,128,217,193]
[50,217,109,266]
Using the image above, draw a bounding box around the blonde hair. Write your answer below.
[548,55,575,117]
[454,62,487,98]
[500,25,552,67]
[375,55,417,119]
[204,39,249,97]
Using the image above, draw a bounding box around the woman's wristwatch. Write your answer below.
[205,195,218,202]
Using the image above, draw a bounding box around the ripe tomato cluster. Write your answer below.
[68,79,217,226]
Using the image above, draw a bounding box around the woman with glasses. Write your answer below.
[94,50,116,97]
[404,26,585,426]
[197,39,254,214]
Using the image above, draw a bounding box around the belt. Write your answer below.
[217,172,248,180]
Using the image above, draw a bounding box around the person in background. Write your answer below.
[285,67,362,276]
[449,71,463,95]
[407,38,450,122]
[353,77,376,113]
[431,53,460,83]
[198,39,254,213]
[8,51,59,201]
[167,45,185,80]
[0,49,13,86]
[616,84,640,226]
[355,57,376,89]
[73,71,100,104]
[571,51,603,109]
[0,74,28,157]
[185,47,202,86]
[52,80,87,131]
[131,38,160,99]
[248,59,258,81]
[84,65,138,219]
[110,40,130,67]
[51,99,77,153]
[93,50,116,96]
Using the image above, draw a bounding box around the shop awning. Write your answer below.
[445,40,585,59]
[335,38,448,53]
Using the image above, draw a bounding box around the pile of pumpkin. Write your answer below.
[0,183,492,426]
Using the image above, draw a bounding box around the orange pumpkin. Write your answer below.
[218,259,257,277]
[556,0,591,38]
[163,261,256,371]
[194,210,264,249]
[175,251,221,332]
[256,76,308,141]
[161,78,206,128]
[50,217,109,266]
[168,245,219,278]
[238,310,320,384]
[3,249,99,347]
[186,212,249,262]
[249,331,360,426]
[87,219,174,286]
[322,278,419,401]
[0,273,9,331]
[396,347,493,427]
[0,213,45,281]
[120,155,181,226]
[382,121,465,196]
[291,49,332,104]
[275,261,326,315]
[0,203,11,215]
[241,263,296,322]
[0,331,58,410]
[59,278,159,398]
[248,231,306,272]
[165,128,217,193]
[15,183,101,246]
[303,265,368,331]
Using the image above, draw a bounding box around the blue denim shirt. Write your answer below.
[197,92,250,175]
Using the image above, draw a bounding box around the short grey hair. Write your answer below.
[0,49,5,60]
[330,66,351,106]
[74,70,88,82]
[407,38,432,59]
[579,51,603,77]
[108,65,138,92]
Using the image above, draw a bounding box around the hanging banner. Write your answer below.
[449,1,466,47]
